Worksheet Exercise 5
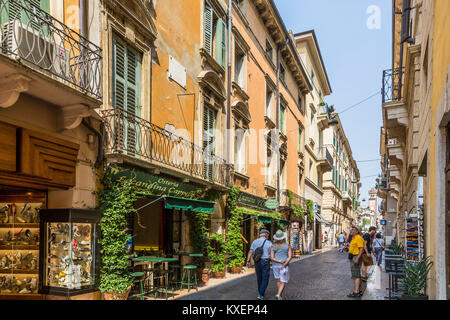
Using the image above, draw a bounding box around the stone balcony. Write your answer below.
[387,138,404,167]
[317,144,333,172]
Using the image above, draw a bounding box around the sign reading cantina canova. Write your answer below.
[107,165,218,200]
[236,191,272,212]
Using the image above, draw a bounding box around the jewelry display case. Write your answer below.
[39,209,100,296]
[0,202,42,295]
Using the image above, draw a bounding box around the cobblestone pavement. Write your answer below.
[178,248,368,300]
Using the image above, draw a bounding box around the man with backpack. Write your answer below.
[246,229,273,300]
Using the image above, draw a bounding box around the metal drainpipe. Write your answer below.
[79,0,88,89]
[276,38,289,202]
[226,0,232,165]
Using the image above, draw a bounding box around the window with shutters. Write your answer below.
[266,143,273,187]
[280,159,286,190]
[234,41,246,89]
[266,84,274,120]
[203,3,226,69]
[280,64,286,83]
[266,39,273,63]
[298,127,302,153]
[233,0,246,15]
[203,104,217,181]
[112,35,142,156]
[280,103,286,134]
[2,0,50,30]
[234,126,247,174]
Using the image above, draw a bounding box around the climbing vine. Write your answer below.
[98,169,138,294]
[225,186,245,268]
[306,199,315,223]
[208,233,226,272]
[186,209,210,268]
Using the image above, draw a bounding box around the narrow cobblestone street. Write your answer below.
[178,248,368,300]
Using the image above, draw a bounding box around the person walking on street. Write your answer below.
[338,232,346,251]
[347,226,364,298]
[361,226,377,281]
[246,229,273,300]
[372,233,385,267]
[335,232,339,247]
[270,230,293,300]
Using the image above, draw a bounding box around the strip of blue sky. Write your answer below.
[274,0,391,210]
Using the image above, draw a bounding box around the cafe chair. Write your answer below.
[180,265,198,293]
[129,272,146,300]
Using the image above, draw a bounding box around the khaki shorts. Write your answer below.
[350,256,362,279]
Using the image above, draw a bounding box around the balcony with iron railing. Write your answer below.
[317,144,333,172]
[280,189,306,209]
[0,0,102,109]
[382,68,408,130]
[102,108,234,188]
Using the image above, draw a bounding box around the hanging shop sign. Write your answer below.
[278,219,290,227]
[265,198,280,210]
[107,165,215,200]
[290,222,300,251]
[237,191,271,212]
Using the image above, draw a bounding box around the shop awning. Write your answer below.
[315,213,333,226]
[143,195,216,213]
[278,219,290,226]
[257,215,273,224]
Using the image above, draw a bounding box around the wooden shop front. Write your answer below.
[0,121,100,300]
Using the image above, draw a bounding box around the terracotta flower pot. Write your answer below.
[213,271,226,278]
[103,286,132,300]
[230,266,242,274]
[197,268,210,283]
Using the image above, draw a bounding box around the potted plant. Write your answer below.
[401,256,433,300]
[209,233,226,278]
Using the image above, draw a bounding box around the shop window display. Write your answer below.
[39,209,99,296]
[0,202,42,294]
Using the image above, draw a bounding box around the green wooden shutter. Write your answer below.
[280,105,286,133]
[332,166,335,182]
[298,128,302,152]
[215,18,226,68]
[204,5,213,55]
[203,105,216,180]
[112,35,141,155]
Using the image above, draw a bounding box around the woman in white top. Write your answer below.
[270,230,292,300]
[372,233,384,266]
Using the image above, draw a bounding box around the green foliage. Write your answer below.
[98,168,136,294]
[225,186,245,268]
[292,204,305,219]
[391,240,405,256]
[208,233,226,272]
[403,256,433,297]
[286,189,293,207]
[186,209,210,268]
[306,199,315,223]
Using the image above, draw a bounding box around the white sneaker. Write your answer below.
[275,294,282,300]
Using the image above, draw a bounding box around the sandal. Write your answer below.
[347,292,360,298]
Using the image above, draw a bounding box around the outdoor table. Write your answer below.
[132,257,178,291]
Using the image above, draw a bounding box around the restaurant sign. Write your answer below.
[107,165,213,200]
[265,198,279,210]
[236,191,272,212]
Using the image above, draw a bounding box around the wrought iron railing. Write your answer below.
[280,190,306,209]
[0,0,102,99]
[317,145,333,167]
[102,108,234,187]
[382,67,405,104]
